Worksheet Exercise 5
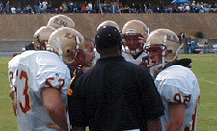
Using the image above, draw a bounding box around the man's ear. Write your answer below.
[119,44,122,51]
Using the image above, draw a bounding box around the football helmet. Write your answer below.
[47,15,75,29]
[46,27,85,65]
[144,28,183,76]
[33,26,56,50]
[122,20,149,55]
[96,20,120,31]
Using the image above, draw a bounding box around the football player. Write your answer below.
[121,20,149,65]
[33,26,56,50]
[144,28,200,131]
[47,14,75,29]
[22,26,56,51]
[9,26,56,113]
[8,27,85,131]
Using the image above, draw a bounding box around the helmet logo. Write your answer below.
[53,18,68,27]
[64,32,80,41]
[126,29,136,34]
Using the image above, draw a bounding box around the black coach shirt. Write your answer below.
[69,56,164,131]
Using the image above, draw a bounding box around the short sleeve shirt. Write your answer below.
[69,56,164,131]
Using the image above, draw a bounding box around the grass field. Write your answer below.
[0,54,217,130]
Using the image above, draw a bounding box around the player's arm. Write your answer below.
[42,87,68,131]
[166,103,185,131]
[147,117,162,131]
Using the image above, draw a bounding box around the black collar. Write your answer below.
[96,55,125,64]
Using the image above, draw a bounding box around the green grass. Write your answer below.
[0,57,18,131]
[180,54,217,131]
[1,54,217,130]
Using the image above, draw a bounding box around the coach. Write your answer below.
[69,26,164,131]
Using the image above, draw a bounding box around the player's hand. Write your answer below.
[9,89,15,100]
[9,89,17,116]
[138,32,148,44]
[47,124,60,130]
[47,124,69,131]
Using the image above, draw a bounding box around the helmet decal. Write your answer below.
[53,18,68,27]
[126,29,137,34]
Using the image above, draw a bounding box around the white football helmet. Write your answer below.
[96,20,120,31]
[47,15,75,29]
[122,20,149,55]
[46,27,85,65]
[144,28,183,77]
[33,26,56,50]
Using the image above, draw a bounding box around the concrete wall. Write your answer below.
[0,13,217,41]
[0,13,217,53]
[0,41,31,52]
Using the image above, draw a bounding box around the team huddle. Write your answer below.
[8,14,200,131]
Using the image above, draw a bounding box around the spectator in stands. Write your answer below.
[154,6,160,13]
[186,38,192,54]
[199,2,204,13]
[137,3,143,13]
[73,2,78,13]
[78,3,82,12]
[159,1,165,13]
[191,40,196,53]
[203,41,209,54]
[68,1,73,13]
[0,1,4,13]
[86,1,92,13]
[41,0,48,13]
[5,1,10,14]
[81,4,87,13]
[184,4,190,13]
[62,2,68,13]
[11,5,16,14]
[195,2,201,13]
[168,5,173,13]
[46,3,55,13]
[177,4,184,13]
[16,2,23,13]
[130,2,136,13]
[119,1,123,9]
[191,0,196,13]
[172,4,177,13]
[34,0,41,14]
[26,4,34,14]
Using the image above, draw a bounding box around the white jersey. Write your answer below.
[8,50,71,131]
[93,50,147,65]
[155,65,200,131]
[122,52,147,65]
